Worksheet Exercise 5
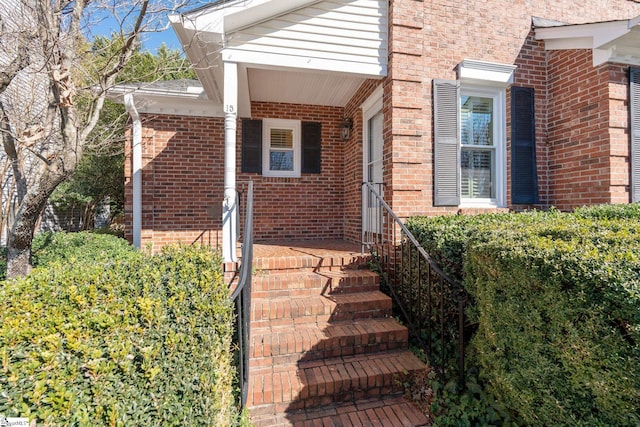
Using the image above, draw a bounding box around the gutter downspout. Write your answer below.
[124,93,142,248]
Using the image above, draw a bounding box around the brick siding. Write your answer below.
[125,0,640,248]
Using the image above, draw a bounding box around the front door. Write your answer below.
[363,110,384,237]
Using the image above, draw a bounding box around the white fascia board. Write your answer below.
[107,84,205,100]
[535,18,632,50]
[132,96,223,118]
[108,85,223,117]
[221,48,387,78]
[173,0,321,35]
[535,16,640,66]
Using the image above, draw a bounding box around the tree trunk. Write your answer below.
[6,172,64,279]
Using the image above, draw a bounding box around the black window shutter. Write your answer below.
[433,79,460,206]
[242,119,262,173]
[631,68,640,203]
[511,86,539,204]
[301,121,321,174]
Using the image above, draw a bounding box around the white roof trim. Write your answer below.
[457,60,516,85]
[535,15,640,66]
[170,0,388,110]
[108,84,224,117]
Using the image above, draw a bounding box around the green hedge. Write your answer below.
[0,231,134,281]
[0,244,237,426]
[31,231,135,268]
[466,216,640,426]
[407,205,640,425]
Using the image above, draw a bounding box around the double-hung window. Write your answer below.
[263,119,300,177]
[241,118,322,176]
[433,60,537,208]
[460,87,504,206]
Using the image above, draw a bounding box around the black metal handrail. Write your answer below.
[362,182,467,383]
[230,180,253,407]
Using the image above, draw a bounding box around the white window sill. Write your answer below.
[460,198,502,209]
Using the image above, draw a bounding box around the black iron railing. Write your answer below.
[362,182,467,383]
[230,181,254,407]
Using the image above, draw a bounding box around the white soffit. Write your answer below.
[108,82,224,117]
[535,15,640,66]
[248,68,365,107]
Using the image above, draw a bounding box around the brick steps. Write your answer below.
[250,292,392,328]
[252,253,370,273]
[250,318,409,366]
[252,270,381,298]
[245,247,428,427]
[248,350,425,412]
[252,395,429,427]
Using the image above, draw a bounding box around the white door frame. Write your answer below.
[361,86,384,242]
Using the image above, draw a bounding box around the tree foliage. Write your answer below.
[0,0,199,277]
[51,39,196,226]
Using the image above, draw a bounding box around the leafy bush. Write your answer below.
[407,207,640,425]
[31,231,134,268]
[574,202,640,220]
[0,244,238,426]
[464,216,640,426]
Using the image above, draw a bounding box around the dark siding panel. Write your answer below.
[242,119,262,174]
[301,121,321,174]
[511,86,539,204]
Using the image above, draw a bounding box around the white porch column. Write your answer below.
[222,61,238,262]
[124,93,142,249]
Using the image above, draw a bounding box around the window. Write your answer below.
[241,119,321,176]
[460,95,494,198]
[459,88,504,206]
[263,119,300,177]
[434,80,515,207]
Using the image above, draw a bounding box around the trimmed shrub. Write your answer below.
[574,202,640,220]
[31,231,134,268]
[0,244,237,426]
[465,216,640,425]
[0,232,133,281]
[407,207,640,425]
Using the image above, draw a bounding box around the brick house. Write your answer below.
[111,0,640,261]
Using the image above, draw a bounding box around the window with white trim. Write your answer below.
[433,60,514,208]
[262,119,301,177]
[459,86,505,207]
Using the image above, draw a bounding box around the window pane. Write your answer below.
[270,150,293,171]
[461,96,493,146]
[270,128,293,148]
[461,148,494,198]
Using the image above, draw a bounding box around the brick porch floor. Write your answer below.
[230,239,430,427]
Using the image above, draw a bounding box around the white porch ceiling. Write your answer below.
[247,68,366,107]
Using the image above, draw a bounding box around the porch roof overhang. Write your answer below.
[168,0,388,117]
[534,15,640,66]
[107,80,221,117]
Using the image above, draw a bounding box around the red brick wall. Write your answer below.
[546,51,632,210]
[125,104,348,249]
[239,102,345,240]
[547,50,611,210]
[378,0,640,219]
[124,115,225,250]
[608,64,632,204]
[126,0,640,248]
